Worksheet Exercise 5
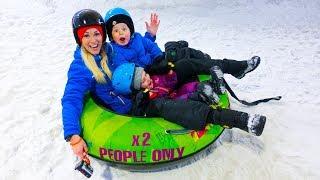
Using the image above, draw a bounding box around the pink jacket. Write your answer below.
[149,71,198,100]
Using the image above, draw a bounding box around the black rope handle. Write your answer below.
[223,79,282,106]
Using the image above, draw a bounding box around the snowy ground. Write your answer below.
[0,0,319,179]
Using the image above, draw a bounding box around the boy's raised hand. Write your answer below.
[145,13,160,37]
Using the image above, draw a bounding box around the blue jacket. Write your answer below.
[61,43,132,139]
[111,32,163,68]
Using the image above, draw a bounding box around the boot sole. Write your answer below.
[245,56,261,75]
[236,56,261,79]
[255,115,266,136]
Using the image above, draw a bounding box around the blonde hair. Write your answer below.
[81,46,112,83]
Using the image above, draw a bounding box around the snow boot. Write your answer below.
[210,109,266,136]
[209,66,226,94]
[246,114,266,136]
[190,82,220,105]
[234,56,261,79]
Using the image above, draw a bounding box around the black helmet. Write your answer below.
[72,9,106,45]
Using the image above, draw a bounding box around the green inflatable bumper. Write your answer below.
[80,76,230,170]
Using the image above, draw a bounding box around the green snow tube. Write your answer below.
[80,75,230,170]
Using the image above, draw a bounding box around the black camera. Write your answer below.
[75,160,93,178]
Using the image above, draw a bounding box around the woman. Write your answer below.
[62,9,131,161]
[62,9,160,162]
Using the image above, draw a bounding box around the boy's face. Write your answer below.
[140,70,153,89]
[111,23,131,46]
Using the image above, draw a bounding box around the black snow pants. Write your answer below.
[136,97,246,131]
[174,57,247,86]
[147,47,248,86]
[143,98,210,130]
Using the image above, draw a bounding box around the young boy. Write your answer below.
[104,7,261,80]
[111,62,267,136]
[104,7,163,68]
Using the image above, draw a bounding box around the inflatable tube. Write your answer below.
[80,76,230,171]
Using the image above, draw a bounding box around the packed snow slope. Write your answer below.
[0,0,319,179]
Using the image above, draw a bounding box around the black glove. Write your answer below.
[146,54,176,75]
[164,40,189,62]
[131,90,149,116]
[146,57,170,75]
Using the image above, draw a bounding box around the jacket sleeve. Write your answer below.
[144,32,156,42]
[61,61,92,139]
[162,72,178,89]
[142,36,163,64]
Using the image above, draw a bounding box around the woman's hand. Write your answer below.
[145,13,160,37]
[69,135,89,163]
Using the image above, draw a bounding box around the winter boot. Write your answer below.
[234,56,261,79]
[209,66,226,94]
[246,114,266,136]
[209,109,266,136]
[190,82,220,105]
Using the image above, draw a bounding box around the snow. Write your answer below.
[0,0,319,179]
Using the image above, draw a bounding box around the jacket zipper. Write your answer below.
[110,91,125,105]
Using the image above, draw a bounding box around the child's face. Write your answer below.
[140,70,153,89]
[81,28,103,55]
[111,23,131,46]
